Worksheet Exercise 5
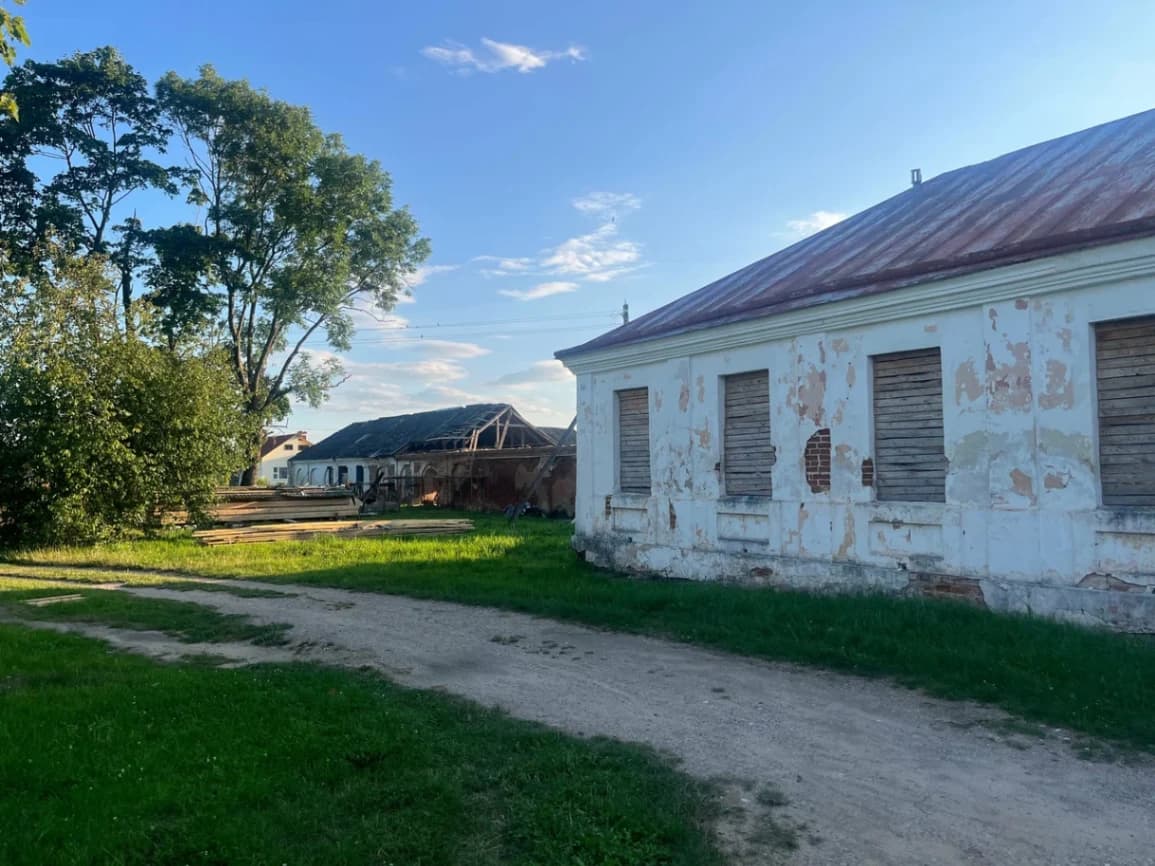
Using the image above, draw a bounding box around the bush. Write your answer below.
[0,253,252,546]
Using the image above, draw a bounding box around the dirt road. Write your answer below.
[37,580,1155,865]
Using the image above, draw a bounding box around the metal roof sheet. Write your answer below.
[557,108,1155,359]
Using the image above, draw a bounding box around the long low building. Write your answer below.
[557,109,1155,631]
[289,404,575,514]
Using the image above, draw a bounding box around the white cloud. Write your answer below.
[422,37,587,75]
[498,281,579,301]
[785,210,847,237]
[474,255,536,278]
[540,223,643,282]
[407,263,458,287]
[572,191,641,218]
[493,359,575,388]
[412,339,490,359]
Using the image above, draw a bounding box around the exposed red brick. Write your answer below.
[861,457,875,487]
[804,428,832,493]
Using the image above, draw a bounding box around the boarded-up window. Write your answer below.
[872,348,946,503]
[617,388,651,493]
[723,370,774,495]
[1096,315,1155,506]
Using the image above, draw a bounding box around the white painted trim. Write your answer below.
[560,238,1155,374]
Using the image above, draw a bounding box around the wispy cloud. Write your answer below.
[785,210,847,237]
[413,339,490,360]
[493,360,574,388]
[498,281,579,302]
[540,223,643,282]
[572,191,641,219]
[422,37,587,75]
[407,264,458,287]
[482,192,646,286]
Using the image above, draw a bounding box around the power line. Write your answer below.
[351,310,621,332]
[332,322,614,347]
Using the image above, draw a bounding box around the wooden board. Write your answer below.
[617,388,652,493]
[872,348,946,503]
[1097,316,1155,506]
[194,519,474,546]
[723,369,773,496]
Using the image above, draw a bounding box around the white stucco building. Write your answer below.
[557,110,1155,631]
[256,431,312,486]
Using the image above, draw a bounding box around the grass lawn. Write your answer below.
[0,578,291,645]
[0,624,724,866]
[7,512,1155,751]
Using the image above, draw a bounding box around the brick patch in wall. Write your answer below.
[804,428,832,493]
[905,574,987,606]
[861,457,875,487]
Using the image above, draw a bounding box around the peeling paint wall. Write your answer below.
[570,248,1155,631]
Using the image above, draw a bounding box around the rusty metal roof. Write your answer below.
[558,108,1155,359]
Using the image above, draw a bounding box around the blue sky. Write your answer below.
[17,0,1155,438]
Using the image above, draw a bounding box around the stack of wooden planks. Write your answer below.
[209,495,361,525]
[193,518,474,546]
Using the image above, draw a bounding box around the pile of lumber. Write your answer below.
[164,487,362,526]
[210,494,361,525]
[193,519,474,546]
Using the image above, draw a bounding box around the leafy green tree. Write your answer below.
[0,249,253,547]
[157,67,429,481]
[0,0,29,119]
[0,47,178,325]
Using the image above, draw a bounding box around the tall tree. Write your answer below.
[0,47,178,324]
[0,0,29,119]
[157,67,429,481]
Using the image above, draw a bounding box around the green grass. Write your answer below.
[0,625,723,866]
[8,513,1155,751]
[0,580,291,645]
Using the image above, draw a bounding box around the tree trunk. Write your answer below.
[239,428,265,486]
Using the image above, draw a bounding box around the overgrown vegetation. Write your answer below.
[11,514,1155,751]
[0,625,724,865]
[0,252,250,546]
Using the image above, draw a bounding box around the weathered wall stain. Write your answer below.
[846,362,857,388]
[797,367,827,424]
[1039,359,1074,410]
[835,508,856,559]
[954,359,983,404]
[860,457,875,487]
[831,337,850,354]
[924,323,938,333]
[653,389,663,410]
[668,500,677,530]
[1014,298,1029,310]
[1044,470,1071,490]
[697,420,711,448]
[1010,468,1036,503]
[1037,429,1095,469]
[696,375,705,404]
[678,383,690,413]
[988,341,1033,412]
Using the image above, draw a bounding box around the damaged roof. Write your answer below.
[290,404,552,462]
[558,108,1155,358]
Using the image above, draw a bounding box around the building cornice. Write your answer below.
[559,238,1155,375]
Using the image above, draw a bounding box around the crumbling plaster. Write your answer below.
[566,238,1155,630]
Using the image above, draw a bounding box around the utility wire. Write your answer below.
[350,310,621,331]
